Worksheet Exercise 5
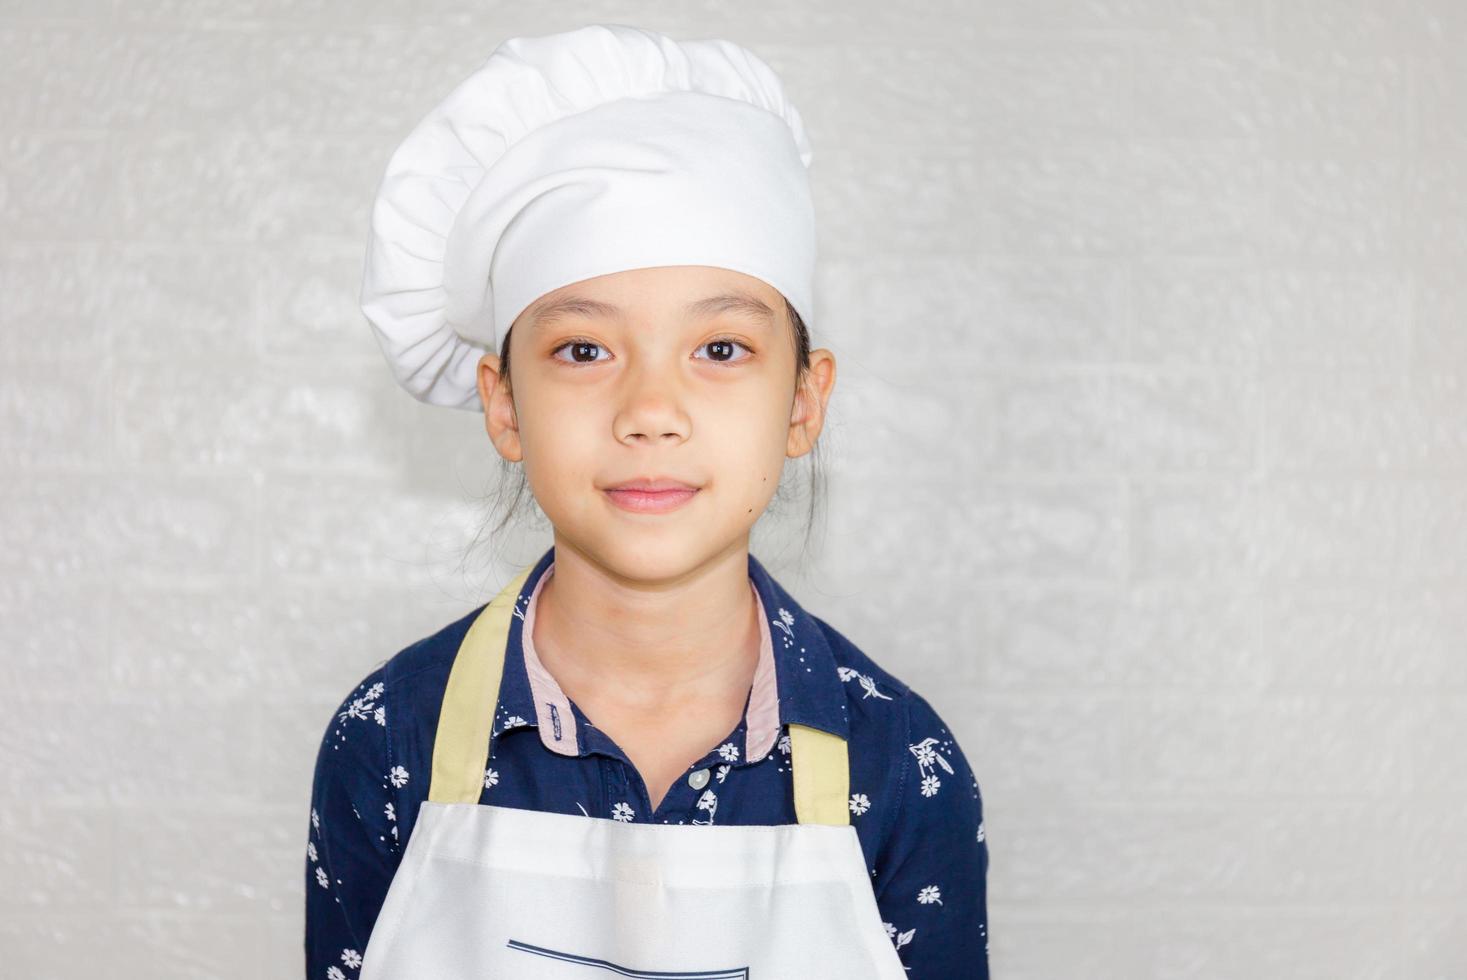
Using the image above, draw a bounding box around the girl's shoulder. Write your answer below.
[318,602,491,768]
[802,610,971,764]
[314,603,495,848]
[803,611,984,870]
[335,600,492,735]
[382,602,486,687]
[808,610,916,703]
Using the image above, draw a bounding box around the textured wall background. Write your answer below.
[3,1,1465,977]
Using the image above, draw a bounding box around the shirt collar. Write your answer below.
[492,545,849,764]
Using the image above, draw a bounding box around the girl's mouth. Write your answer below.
[603,487,699,513]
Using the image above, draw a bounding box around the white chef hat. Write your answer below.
[359,23,818,411]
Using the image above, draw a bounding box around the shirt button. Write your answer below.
[687,768,710,790]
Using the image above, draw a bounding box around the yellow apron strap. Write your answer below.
[428,564,533,804]
[789,722,850,826]
[429,561,851,825]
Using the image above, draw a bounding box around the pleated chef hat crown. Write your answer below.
[359,23,818,411]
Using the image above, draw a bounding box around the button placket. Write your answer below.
[599,756,621,820]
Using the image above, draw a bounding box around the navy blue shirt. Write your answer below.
[305,545,989,978]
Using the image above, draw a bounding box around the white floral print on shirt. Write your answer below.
[837,665,894,701]
[496,713,529,734]
[338,681,385,726]
[908,737,955,797]
[770,607,797,649]
[693,789,719,825]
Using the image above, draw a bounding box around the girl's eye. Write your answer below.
[692,338,751,365]
[694,337,753,364]
[549,339,611,364]
[549,337,753,365]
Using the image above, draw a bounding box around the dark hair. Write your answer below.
[464,297,828,570]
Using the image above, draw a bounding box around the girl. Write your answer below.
[305,23,989,979]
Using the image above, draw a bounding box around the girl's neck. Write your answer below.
[528,537,761,713]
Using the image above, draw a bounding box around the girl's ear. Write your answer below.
[478,353,523,462]
[787,348,836,459]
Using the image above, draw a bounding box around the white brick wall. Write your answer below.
[3,2,1464,976]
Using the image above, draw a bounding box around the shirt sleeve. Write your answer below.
[874,691,990,979]
[305,666,403,979]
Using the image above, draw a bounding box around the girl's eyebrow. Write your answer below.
[529,291,776,330]
[684,292,776,325]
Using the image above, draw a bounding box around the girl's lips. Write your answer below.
[603,487,699,513]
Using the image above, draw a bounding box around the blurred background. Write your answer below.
[3,1,1465,976]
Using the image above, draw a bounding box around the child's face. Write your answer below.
[476,264,834,575]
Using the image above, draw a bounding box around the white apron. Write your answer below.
[359,563,908,979]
